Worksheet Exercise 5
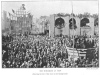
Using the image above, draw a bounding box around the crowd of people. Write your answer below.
[74,35,97,48]
[2,34,99,68]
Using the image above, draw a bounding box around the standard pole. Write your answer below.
[71,1,75,60]
[9,13,11,34]
[54,14,55,37]
[69,22,70,42]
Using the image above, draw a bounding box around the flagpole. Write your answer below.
[15,10,16,38]
[10,14,12,34]
[9,13,11,34]
[54,14,55,37]
[69,23,70,42]
[11,14,13,34]
[71,1,74,60]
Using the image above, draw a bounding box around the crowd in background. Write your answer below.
[2,34,99,68]
[74,35,98,48]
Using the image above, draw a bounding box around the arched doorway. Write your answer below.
[55,17,65,37]
[80,18,90,27]
[69,18,77,38]
[55,17,65,29]
[69,18,77,29]
[80,18,90,35]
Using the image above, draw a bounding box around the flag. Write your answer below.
[12,9,15,13]
[8,12,11,16]
[8,12,12,19]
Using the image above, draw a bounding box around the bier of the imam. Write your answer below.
[2,4,98,37]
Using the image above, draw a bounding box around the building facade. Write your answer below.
[9,4,33,35]
[2,10,11,35]
[49,14,98,37]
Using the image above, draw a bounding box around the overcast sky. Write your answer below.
[2,0,98,18]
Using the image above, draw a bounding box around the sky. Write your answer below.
[2,0,98,18]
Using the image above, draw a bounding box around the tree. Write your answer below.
[57,13,65,16]
[65,13,70,16]
[80,18,89,27]
[77,14,83,19]
[83,12,90,18]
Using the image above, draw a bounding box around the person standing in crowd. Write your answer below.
[2,33,99,68]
